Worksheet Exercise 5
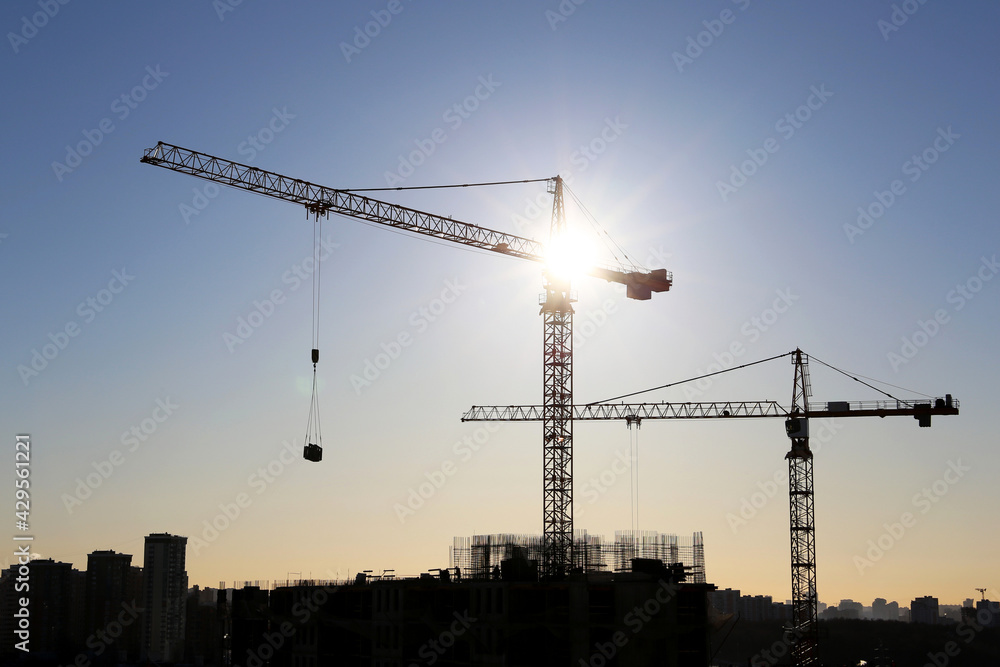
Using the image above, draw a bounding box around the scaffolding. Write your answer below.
[450,531,705,582]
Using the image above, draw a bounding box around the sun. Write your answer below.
[544,229,599,283]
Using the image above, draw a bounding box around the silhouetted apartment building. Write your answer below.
[872,597,899,621]
[141,532,188,662]
[24,559,85,659]
[185,585,223,664]
[708,590,791,623]
[84,549,142,662]
[228,584,272,663]
[0,566,20,658]
[911,596,939,624]
[976,599,1000,629]
[710,588,740,616]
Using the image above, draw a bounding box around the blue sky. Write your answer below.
[2,1,998,607]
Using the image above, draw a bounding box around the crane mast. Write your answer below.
[786,349,818,665]
[541,176,575,577]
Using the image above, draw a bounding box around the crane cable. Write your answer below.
[335,177,553,193]
[629,419,641,534]
[808,355,931,404]
[304,212,323,456]
[563,182,644,272]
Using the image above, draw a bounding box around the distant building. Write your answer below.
[710,588,740,616]
[141,533,188,662]
[911,596,939,624]
[872,597,899,621]
[835,599,863,620]
[707,591,791,622]
[940,604,965,623]
[740,595,773,622]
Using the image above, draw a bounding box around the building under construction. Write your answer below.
[450,531,706,583]
[221,532,715,666]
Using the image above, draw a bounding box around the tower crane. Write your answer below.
[461,348,959,666]
[140,141,672,579]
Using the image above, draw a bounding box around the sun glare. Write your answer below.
[544,230,600,282]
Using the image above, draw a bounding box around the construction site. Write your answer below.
[137,142,960,666]
[449,531,706,583]
[217,532,712,665]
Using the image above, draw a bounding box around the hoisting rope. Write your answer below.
[303,212,323,460]
[629,418,641,534]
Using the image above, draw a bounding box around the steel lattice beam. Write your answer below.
[142,142,544,260]
[461,398,958,422]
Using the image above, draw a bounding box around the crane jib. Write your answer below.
[140,142,672,299]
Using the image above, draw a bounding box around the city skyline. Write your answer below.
[3,2,998,612]
[23,534,1000,616]
[12,543,994,665]
[30,531,996,610]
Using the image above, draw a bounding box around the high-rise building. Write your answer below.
[911,596,939,624]
[141,533,188,662]
[28,559,83,655]
[85,549,140,662]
